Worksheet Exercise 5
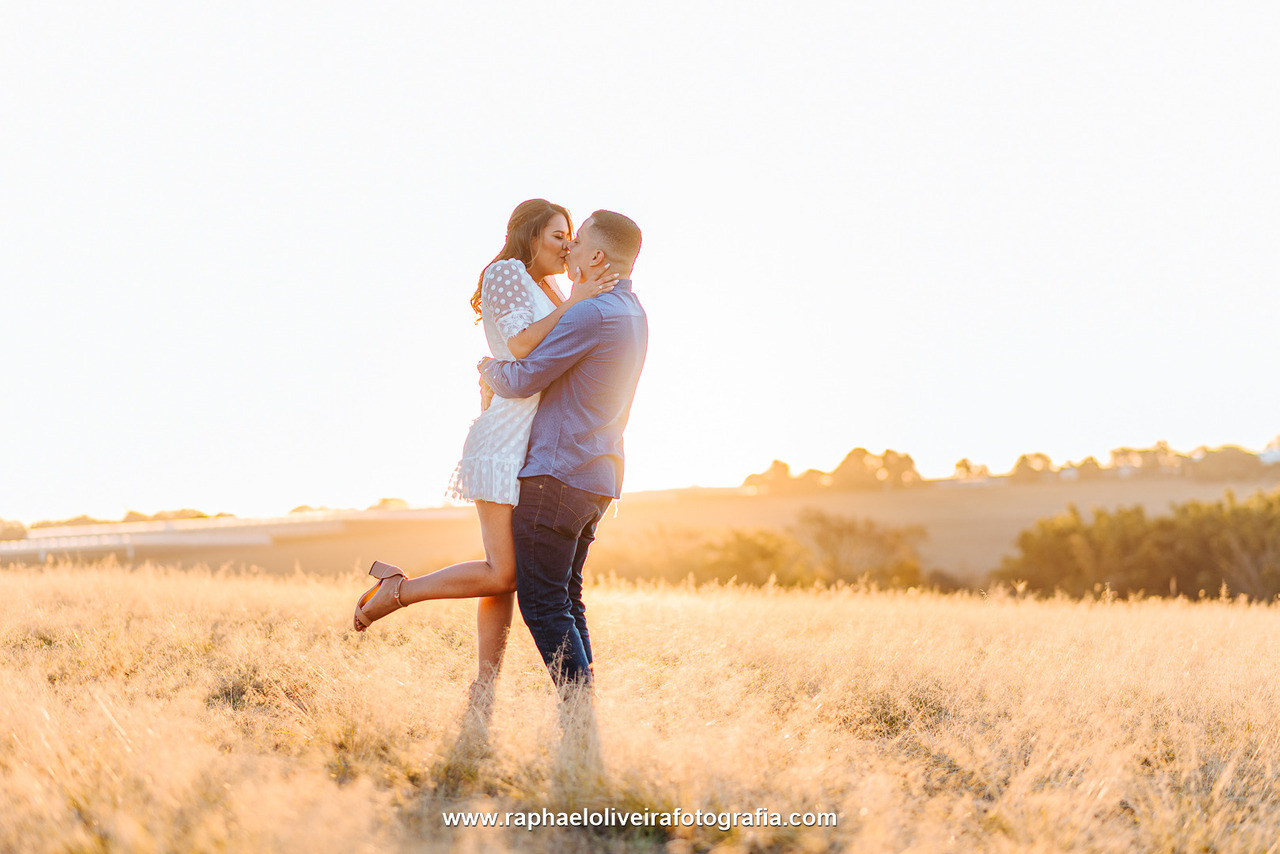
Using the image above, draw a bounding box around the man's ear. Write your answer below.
[589,249,607,267]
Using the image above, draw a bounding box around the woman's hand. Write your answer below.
[477,358,495,411]
[568,263,620,305]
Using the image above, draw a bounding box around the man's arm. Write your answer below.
[482,303,599,398]
[505,264,617,358]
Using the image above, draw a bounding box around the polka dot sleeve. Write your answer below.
[481,259,537,343]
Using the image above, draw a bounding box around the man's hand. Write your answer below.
[477,358,495,411]
[569,264,619,305]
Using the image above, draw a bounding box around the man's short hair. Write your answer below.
[588,210,642,266]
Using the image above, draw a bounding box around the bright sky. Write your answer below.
[3,1,1278,525]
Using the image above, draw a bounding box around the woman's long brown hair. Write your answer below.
[471,199,573,319]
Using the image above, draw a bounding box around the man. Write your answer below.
[479,210,647,693]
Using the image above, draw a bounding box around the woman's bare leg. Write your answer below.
[355,501,517,663]
[377,501,516,606]
[473,502,517,684]
[355,501,516,723]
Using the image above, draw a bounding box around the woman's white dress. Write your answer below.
[446,259,557,506]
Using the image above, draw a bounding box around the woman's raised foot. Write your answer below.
[353,561,407,632]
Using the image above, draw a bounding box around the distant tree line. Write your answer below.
[992,488,1280,600]
[0,518,24,541]
[39,515,113,528]
[1006,441,1279,485]
[2,509,234,538]
[743,448,924,494]
[745,437,1280,495]
[36,509,233,528]
[291,498,410,514]
[11,497,418,534]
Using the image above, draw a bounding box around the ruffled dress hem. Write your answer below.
[446,455,524,506]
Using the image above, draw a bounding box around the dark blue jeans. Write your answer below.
[513,474,613,689]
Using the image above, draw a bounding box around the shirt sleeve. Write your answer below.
[483,303,598,398]
[481,259,537,342]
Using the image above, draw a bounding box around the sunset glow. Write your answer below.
[3,2,1277,524]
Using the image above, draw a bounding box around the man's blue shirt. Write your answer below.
[482,279,647,499]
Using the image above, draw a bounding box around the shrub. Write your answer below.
[993,488,1280,599]
[791,509,924,588]
[597,510,927,589]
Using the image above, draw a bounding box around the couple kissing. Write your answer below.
[354,199,647,722]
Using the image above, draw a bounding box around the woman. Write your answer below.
[351,199,617,706]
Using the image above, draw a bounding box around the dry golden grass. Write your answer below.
[2,561,1278,853]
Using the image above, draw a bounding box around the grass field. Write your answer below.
[3,561,1279,852]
